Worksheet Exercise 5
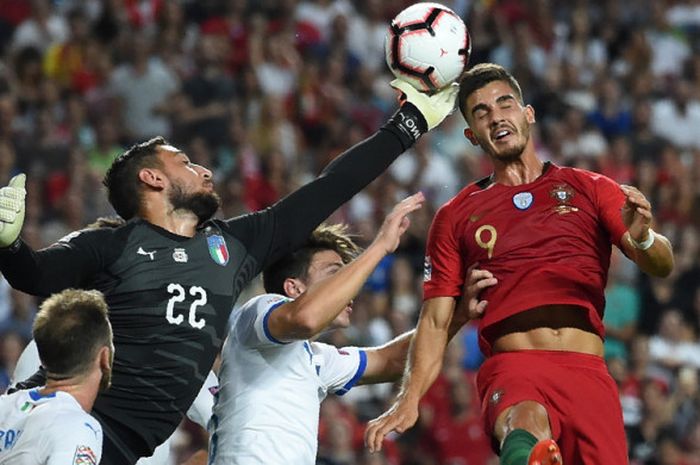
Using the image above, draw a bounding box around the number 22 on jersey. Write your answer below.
[166,283,207,329]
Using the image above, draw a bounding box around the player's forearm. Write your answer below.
[264,110,423,267]
[360,330,415,384]
[0,240,52,295]
[627,231,674,277]
[288,243,388,338]
[0,240,93,296]
[397,300,453,403]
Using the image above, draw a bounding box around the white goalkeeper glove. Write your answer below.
[391,79,459,131]
[0,173,26,249]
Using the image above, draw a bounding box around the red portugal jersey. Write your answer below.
[423,162,628,355]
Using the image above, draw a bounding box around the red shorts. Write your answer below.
[476,350,628,465]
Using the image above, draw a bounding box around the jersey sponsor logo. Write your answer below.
[550,184,579,214]
[172,248,189,263]
[206,234,229,266]
[0,429,21,451]
[137,247,157,260]
[423,256,432,282]
[512,192,533,210]
[73,445,97,465]
[84,422,100,439]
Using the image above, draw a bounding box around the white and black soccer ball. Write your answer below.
[385,2,471,93]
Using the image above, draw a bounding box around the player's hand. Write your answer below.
[365,398,419,453]
[620,185,652,243]
[0,174,26,248]
[391,79,459,130]
[456,264,498,320]
[373,192,425,254]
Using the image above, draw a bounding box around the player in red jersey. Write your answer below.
[365,63,675,465]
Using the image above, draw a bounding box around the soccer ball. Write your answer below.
[385,2,471,93]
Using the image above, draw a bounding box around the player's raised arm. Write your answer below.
[244,82,459,270]
[364,295,455,452]
[363,264,497,449]
[618,184,674,277]
[358,290,475,386]
[266,193,424,342]
[0,178,114,296]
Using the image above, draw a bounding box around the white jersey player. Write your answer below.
[0,388,103,464]
[210,294,368,464]
[11,341,218,465]
[0,289,113,465]
[209,195,468,464]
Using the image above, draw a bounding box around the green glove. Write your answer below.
[0,174,26,248]
[390,79,459,131]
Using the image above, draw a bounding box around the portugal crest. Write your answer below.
[549,184,578,214]
[206,233,229,266]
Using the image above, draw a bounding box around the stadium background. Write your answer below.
[0,0,698,464]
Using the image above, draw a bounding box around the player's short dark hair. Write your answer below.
[103,136,167,220]
[263,224,361,295]
[33,289,112,379]
[458,63,524,121]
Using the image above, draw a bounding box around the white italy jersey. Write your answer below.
[0,388,102,464]
[210,294,367,465]
[10,340,217,465]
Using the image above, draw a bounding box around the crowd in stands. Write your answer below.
[0,0,699,464]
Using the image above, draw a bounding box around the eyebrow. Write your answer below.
[470,94,517,116]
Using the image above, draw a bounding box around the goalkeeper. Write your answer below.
[0,81,457,465]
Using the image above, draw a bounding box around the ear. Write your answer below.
[282,277,306,299]
[464,127,479,146]
[138,167,166,190]
[98,345,112,371]
[525,104,536,125]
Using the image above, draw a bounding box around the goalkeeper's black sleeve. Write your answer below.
[246,103,427,269]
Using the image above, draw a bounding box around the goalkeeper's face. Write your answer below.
[157,146,221,223]
[463,80,535,163]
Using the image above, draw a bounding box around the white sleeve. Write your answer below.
[43,414,103,465]
[233,294,292,349]
[10,339,41,387]
[186,370,219,428]
[311,343,367,396]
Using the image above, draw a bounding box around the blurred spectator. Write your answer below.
[108,33,179,141]
[11,0,68,53]
[604,250,641,361]
[651,80,700,151]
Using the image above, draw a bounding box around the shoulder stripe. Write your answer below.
[335,350,368,396]
[262,300,289,345]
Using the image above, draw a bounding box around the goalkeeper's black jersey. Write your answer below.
[0,124,415,465]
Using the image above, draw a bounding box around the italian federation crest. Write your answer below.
[207,234,229,266]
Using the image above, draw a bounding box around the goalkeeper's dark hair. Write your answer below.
[103,136,168,220]
[33,289,112,380]
[458,63,524,121]
[263,224,361,295]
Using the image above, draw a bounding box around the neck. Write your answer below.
[491,144,544,186]
[40,375,99,412]
[141,198,199,237]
